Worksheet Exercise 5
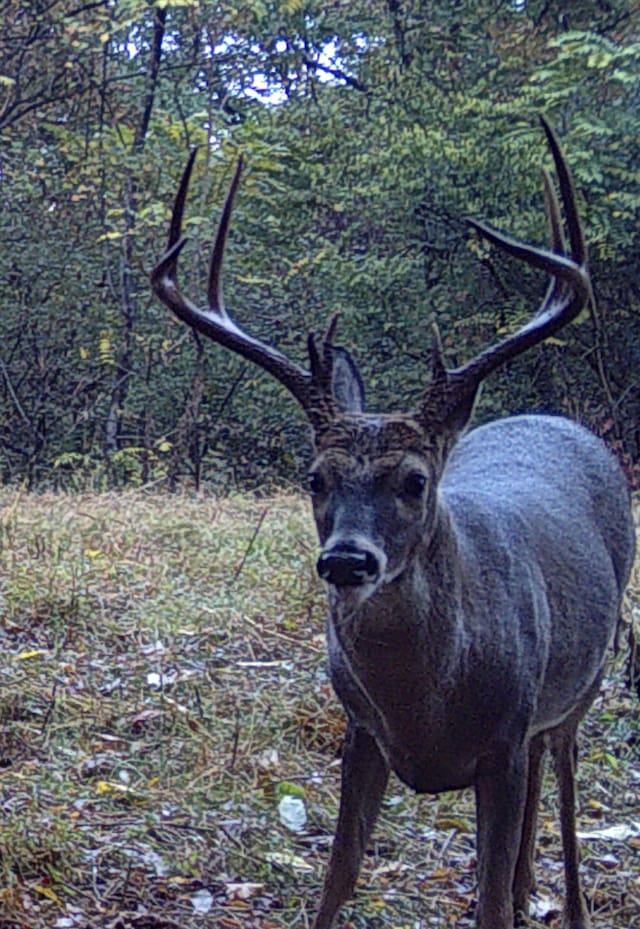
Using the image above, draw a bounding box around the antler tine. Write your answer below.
[208,155,244,315]
[463,219,583,284]
[149,150,197,296]
[151,152,319,416]
[542,167,566,255]
[169,148,197,254]
[430,322,448,383]
[539,115,585,264]
[308,314,341,396]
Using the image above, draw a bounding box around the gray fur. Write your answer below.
[312,412,635,929]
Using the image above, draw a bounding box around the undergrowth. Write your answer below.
[0,489,638,929]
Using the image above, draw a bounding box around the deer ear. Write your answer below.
[331,346,366,413]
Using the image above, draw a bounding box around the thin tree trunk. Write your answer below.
[104,7,167,471]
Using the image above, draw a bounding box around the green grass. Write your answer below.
[0,489,638,928]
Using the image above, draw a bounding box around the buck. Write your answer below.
[151,119,635,929]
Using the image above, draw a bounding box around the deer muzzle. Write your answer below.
[317,542,381,588]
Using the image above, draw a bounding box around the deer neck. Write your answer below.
[327,494,466,677]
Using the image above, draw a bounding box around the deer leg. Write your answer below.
[474,745,529,929]
[549,726,592,929]
[312,721,389,929]
[513,734,547,922]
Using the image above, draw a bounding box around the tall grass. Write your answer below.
[0,490,638,928]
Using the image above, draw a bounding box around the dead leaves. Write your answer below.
[0,490,638,928]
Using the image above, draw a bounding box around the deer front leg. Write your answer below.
[474,745,529,929]
[312,721,390,929]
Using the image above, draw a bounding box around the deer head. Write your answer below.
[151,119,590,606]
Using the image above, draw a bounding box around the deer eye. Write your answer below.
[308,471,326,496]
[402,471,427,499]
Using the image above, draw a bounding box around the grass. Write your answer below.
[0,488,638,929]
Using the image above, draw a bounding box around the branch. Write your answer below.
[302,55,368,92]
[0,354,44,441]
[133,4,167,154]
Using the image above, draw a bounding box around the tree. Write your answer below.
[1,0,638,489]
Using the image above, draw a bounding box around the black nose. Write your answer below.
[317,544,380,587]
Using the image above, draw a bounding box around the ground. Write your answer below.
[0,490,638,929]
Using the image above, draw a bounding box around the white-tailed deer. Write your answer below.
[151,119,635,929]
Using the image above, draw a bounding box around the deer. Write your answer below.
[151,118,635,929]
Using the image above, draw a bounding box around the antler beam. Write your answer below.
[448,117,591,393]
[150,152,333,418]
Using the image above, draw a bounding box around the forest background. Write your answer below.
[1,5,640,927]
[1,0,639,493]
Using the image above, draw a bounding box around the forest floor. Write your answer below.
[0,490,638,929]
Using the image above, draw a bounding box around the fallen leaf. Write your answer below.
[264,851,313,873]
[577,820,640,841]
[191,888,213,914]
[226,881,264,901]
[34,884,64,906]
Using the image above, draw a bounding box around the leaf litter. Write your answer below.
[0,489,638,928]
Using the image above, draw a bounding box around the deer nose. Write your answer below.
[317,544,380,587]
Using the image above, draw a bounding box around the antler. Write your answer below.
[150,152,340,429]
[422,117,591,426]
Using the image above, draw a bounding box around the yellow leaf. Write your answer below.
[587,798,606,811]
[34,885,64,906]
[16,649,46,660]
[95,781,144,802]
[434,815,473,832]
[430,867,452,880]
[84,548,101,559]
[96,780,132,795]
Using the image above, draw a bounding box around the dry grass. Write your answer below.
[0,489,638,929]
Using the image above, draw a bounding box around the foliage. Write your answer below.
[0,0,639,489]
[0,489,638,927]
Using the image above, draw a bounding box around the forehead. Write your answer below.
[313,414,434,467]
